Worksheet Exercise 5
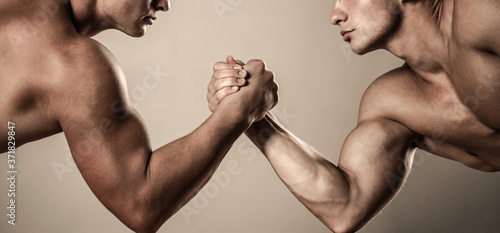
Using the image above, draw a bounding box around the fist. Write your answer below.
[239,59,279,122]
[207,56,279,123]
[207,55,248,112]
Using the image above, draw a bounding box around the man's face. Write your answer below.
[331,0,402,54]
[102,0,170,37]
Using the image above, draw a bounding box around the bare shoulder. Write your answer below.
[47,36,130,123]
[453,0,500,54]
[54,36,126,88]
[358,65,419,124]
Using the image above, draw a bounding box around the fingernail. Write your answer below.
[238,79,245,84]
[232,86,239,90]
[239,70,246,76]
[234,65,242,69]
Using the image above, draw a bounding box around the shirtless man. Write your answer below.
[0,0,277,232]
[208,0,500,232]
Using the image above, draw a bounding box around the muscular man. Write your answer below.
[0,0,277,232]
[208,0,500,232]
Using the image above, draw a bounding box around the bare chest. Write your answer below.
[447,31,500,130]
[402,52,500,169]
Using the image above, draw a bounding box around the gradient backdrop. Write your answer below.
[1,0,500,232]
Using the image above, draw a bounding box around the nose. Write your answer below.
[330,0,347,25]
[155,0,170,12]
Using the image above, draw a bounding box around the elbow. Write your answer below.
[314,201,366,233]
[323,217,364,233]
[328,223,362,233]
[124,211,163,233]
[123,211,161,233]
[307,172,365,232]
[319,201,369,233]
[118,199,165,233]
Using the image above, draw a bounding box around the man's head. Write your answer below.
[100,0,170,37]
[331,0,404,55]
[72,0,170,37]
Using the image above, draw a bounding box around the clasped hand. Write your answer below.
[207,55,278,123]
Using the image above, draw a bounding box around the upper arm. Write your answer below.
[335,119,415,230]
[49,39,152,221]
[328,71,417,231]
[455,0,500,54]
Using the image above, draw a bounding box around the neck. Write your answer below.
[69,0,109,37]
[384,0,452,74]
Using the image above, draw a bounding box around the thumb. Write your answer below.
[227,55,245,66]
[226,55,237,64]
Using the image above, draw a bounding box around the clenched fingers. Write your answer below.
[208,86,240,112]
[208,61,249,112]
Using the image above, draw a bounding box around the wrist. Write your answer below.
[245,115,278,147]
[214,99,254,129]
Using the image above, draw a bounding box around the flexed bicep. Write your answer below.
[246,114,416,233]
[329,119,417,231]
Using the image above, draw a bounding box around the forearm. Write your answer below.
[150,109,249,214]
[109,105,251,233]
[245,114,351,216]
[246,114,416,232]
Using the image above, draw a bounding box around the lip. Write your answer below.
[144,15,157,25]
[340,30,354,41]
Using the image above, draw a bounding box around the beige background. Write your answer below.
[2,0,500,232]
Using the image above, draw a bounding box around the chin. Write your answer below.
[351,47,375,55]
[349,43,369,55]
[132,30,147,38]
[130,27,147,38]
[349,39,379,55]
[119,25,147,38]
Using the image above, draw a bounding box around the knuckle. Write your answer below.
[214,92,222,102]
[213,62,225,71]
[248,59,266,70]
[248,59,261,63]
[213,79,221,88]
[210,81,217,91]
[213,70,224,79]
[264,71,275,82]
[207,81,213,91]
[269,71,276,79]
